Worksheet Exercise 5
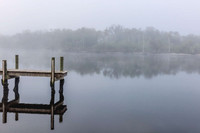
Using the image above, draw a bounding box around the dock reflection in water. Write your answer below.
[0,77,67,130]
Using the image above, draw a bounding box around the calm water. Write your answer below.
[0,51,200,133]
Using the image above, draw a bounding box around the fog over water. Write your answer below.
[1,49,200,78]
[0,49,200,132]
[1,0,200,132]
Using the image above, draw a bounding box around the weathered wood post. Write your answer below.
[14,78,19,121]
[50,85,55,130]
[2,60,7,84]
[50,57,55,130]
[59,79,64,100]
[59,57,64,100]
[51,104,54,129]
[2,60,8,123]
[51,57,55,86]
[15,55,19,121]
[59,115,63,123]
[59,78,64,123]
[60,56,64,71]
[15,55,19,69]
[2,87,8,123]
[2,102,7,123]
[59,57,64,123]
[2,76,8,124]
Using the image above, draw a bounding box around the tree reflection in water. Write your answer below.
[64,53,200,78]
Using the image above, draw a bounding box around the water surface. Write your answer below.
[0,51,200,133]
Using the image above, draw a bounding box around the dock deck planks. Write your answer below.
[0,69,67,79]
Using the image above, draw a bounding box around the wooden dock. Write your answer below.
[0,55,68,130]
[1,55,67,84]
[0,69,67,80]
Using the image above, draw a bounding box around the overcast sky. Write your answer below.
[0,0,199,35]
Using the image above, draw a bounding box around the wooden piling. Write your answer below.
[50,85,55,130]
[59,79,64,100]
[59,56,64,104]
[51,57,55,86]
[59,115,63,123]
[15,113,19,121]
[2,60,7,84]
[15,55,19,121]
[15,55,19,69]
[60,57,64,71]
[51,105,54,130]
[2,103,7,123]
[2,81,8,124]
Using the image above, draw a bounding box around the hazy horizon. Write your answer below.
[0,0,200,35]
[1,1,200,132]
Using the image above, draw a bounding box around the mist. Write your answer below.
[1,1,200,133]
[0,0,200,35]
[1,26,200,54]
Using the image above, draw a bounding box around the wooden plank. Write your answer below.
[0,69,67,78]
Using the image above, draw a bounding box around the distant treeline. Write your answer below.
[1,25,200,54]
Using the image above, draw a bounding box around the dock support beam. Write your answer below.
[13,78,20,121]
[60,57,64,72]
[51,57,55,86]
[15,55,19,69]
[2,60,7,85]
[50,57,55,130]
[50,84,55,130]
[15,55,19,121]
[14,78,20,121]
[59,79,64,123]
[2,83,8,123]
[59,57,64,123]
[2,64,8,124]
[59,57,64,99]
